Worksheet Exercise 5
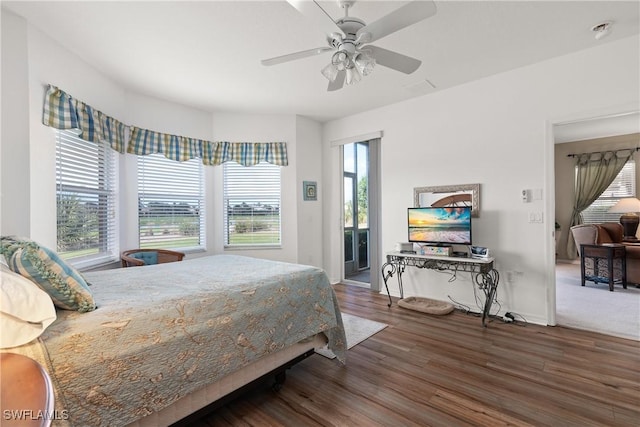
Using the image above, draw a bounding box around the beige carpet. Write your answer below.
[556,262,640,341]
[316,313,388,359]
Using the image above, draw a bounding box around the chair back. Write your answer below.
[121,249,185,267]
[570,224,598,257]
[597,222,624,243]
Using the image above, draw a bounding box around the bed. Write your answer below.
[2,254,346,427]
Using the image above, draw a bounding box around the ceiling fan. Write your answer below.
[261,0,437,91]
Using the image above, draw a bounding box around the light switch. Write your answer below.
[533,189,543,200]
[528,212,543,223]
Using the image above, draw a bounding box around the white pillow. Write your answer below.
[0,264,56,348]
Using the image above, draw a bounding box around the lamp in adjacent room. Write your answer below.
[609,197,640,241]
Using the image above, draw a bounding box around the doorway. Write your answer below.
[342,139,380,288]
[551,111,640,339]
[344,141,369,283]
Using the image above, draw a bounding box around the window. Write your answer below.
[581,160,636,224]
[56,130,118,268]
[223,162,281,246]
[138,154,205,250]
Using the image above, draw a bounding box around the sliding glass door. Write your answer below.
[344,142,370,279]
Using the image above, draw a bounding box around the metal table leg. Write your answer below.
[381,260,406,307]
[381,261,396,307]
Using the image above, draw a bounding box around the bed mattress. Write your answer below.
[8,255,345,426]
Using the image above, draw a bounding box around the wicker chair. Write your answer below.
[121,249,185,268]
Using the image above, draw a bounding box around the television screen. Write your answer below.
[408,207,472,245]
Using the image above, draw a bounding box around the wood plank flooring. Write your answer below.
[188,284,640,426]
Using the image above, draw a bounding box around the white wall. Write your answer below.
[1,10,30,237]
[322,36,640,325]
[295,116,324,267]
[1,10,322,268]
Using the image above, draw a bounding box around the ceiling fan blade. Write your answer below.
[366,45,422,74]
[286,0,343,37]
[327,70,346,92]
[356,0,437,43]
[261,46,334,66]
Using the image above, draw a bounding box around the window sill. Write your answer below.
[224,245,282,251]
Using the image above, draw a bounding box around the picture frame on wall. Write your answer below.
[303,181,317,201]
[413,183,480,217]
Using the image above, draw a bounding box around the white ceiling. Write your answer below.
[554,112,640,143]
[3,1,640,123]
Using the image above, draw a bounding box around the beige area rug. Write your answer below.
[316,313,388,359]
[556,262,640,341]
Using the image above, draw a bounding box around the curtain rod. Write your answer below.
[566,147,640,158]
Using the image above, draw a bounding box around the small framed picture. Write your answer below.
[303,181,317,201]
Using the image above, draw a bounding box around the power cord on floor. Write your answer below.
[502,311,528,326]
[447,295,473,315]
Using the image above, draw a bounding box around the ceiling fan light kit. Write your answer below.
[355,51,376,76]
[321,49,376,85]
[263,0,437,91]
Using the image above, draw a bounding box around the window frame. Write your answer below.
[55,129,119,269]
[223,161,282,249]
[580,159,636,224]
[137,153,206,252]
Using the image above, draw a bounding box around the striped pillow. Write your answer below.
[5,239,96,312]
[0,235,28,261]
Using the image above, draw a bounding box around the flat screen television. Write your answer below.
[408,206,472,245]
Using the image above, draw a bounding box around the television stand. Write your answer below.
[381,251,498,327]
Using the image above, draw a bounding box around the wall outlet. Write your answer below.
[505,270,523,284]
[505,271,514,284]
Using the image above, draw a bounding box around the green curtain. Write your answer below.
[566,150,632,259]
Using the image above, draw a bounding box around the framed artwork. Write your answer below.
[303,181,317,201]
[414,183,480,217]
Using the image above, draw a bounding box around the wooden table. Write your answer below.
[580,243,627,291]
[0,353,55,427]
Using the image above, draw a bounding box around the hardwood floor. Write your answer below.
[188,284,640,426]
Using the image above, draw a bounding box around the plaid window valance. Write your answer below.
[127,127,207,163]
[42,85,126,153]
[201,141,289,166]
[128,127,288,166]
[42,85,288,166]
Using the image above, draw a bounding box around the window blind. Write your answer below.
[223,162,281,246]
[56,129,118,267]
[138,154,205,250]
[582,160,636,224]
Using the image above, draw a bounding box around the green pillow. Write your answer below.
[130,251,158,265]
[2,237,96,312]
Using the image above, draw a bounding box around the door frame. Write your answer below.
[545,104,640,326]
[343,168,358,276]
[337,138,381,291]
